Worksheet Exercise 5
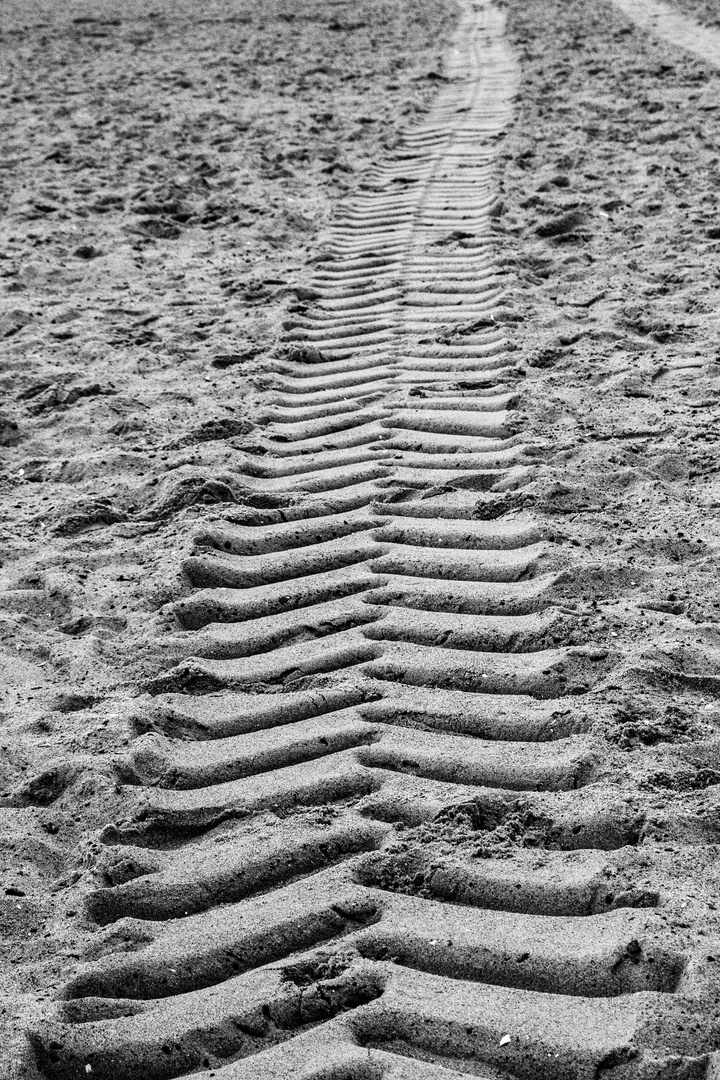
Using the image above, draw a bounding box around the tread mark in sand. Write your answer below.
[28,2,720,1079]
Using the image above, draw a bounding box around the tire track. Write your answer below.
[27,3,720,1079]
[610,0,720,66]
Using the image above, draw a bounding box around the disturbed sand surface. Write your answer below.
[0,0,454,1070]
[666,0,720,28]
[4,0,720,1076]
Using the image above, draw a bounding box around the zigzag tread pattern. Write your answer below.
[27,3,720,1080]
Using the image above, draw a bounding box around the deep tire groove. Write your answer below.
[28,4,718,1080]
